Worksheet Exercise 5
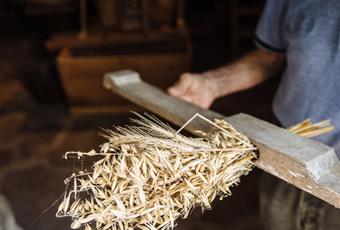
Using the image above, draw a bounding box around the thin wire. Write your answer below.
[27,192,65,229]
[176,113,199,134]
[28,154,78,228]
[176,113,253,147]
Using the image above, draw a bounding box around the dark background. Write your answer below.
[0,0,279,229]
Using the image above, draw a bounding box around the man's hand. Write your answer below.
[167,49,285,109]
[167,73,217,109]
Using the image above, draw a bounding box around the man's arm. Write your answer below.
[167,48,285,108]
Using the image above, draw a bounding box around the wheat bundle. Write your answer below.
[56,113,257,230]
[56,112,333,230]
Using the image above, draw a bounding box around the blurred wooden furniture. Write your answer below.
[47,0,191,115]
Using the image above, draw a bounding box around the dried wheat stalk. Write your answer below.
[288,119,334,138]
[56,113,257,230]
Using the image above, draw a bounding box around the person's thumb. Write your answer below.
[167,73,193,96]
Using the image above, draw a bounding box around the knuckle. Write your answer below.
[180,73,192,81]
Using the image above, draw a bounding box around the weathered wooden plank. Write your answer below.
[103,70,340,208]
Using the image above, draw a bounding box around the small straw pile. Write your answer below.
[56,113,257,230]
[288,119,334,138]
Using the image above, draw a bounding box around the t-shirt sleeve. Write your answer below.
[255,0,288,52]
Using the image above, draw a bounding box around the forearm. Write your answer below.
[203,48,285,98]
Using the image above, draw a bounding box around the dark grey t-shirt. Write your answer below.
[256,0,340,156]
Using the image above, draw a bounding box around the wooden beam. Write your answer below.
[103,70,340,208]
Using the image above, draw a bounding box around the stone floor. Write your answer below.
[0,76,279,229]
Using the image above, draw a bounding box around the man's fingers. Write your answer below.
[167,73,193,96]
[167,73,215,109]
[180,94,194,103]
[167,86,180,96]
